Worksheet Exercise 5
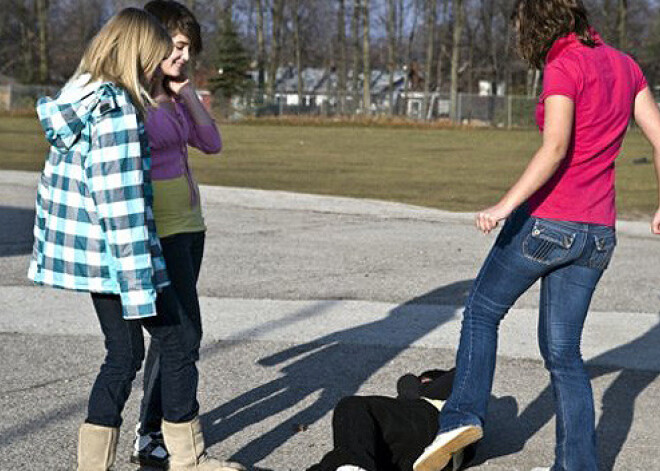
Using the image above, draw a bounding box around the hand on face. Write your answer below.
[160,33,191,96]
[165,75,190,96]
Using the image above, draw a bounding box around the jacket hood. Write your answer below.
[36,74,119,152]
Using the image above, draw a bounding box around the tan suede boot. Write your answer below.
[162,418,246,471]
[77,423,119,471]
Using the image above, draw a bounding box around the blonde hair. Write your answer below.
[73,8,172,115]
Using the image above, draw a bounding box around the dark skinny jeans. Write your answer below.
[86,232,205,429]
[139,231,205,435]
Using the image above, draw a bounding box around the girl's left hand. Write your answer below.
[476,203,513,234]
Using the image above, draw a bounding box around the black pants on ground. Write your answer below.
[307,396,439,471]
[139,231,205,435]
[86,290,200,428]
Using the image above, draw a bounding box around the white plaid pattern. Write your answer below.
[29,79,169,319]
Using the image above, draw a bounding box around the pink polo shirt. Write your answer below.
[530,31,647,227]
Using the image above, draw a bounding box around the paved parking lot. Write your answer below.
[1,170,659,470]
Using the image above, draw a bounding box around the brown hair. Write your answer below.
[512,0,596,68]
[73,8,172,116]
[144,0,203,55]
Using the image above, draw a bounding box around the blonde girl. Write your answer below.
[30,8,235,470]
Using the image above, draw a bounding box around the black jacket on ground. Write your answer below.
[306,369,478,471]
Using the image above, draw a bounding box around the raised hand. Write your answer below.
[165,75,191,96]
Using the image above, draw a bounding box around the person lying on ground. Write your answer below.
[306,368,478,471]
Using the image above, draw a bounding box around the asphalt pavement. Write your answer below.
[1,170,659,470]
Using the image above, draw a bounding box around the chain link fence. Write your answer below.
[1,83,541,128]
[236,92,541,128]
[0,84,59,112]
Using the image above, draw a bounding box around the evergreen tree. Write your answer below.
[208,15,252,103]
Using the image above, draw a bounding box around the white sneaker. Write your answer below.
[413,425,483,471]
[337,467,368,471]
[130,424,168,468]
[531,468,551,471]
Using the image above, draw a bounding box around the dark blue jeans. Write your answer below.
[139,231,205,435]
[439,207,616,471]
[87,291,200,428]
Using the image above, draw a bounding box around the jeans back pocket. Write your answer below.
[522,220,576,265]
[588,234,616,270]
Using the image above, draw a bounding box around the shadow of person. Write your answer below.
[470,316,660,471]
[0,206,35,257]
[200,279,474,466]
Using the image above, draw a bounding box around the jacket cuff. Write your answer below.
[119,288,157,319]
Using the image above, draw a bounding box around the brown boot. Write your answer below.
[162,417,246,471]
[77,423,119,471]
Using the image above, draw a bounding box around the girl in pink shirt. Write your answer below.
[414,1,660,471]
[131,2,244,470]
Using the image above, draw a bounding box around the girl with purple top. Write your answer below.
[132,2,244,470]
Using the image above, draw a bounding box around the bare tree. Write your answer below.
[449,0,464,121]
[423,0,437,117]
[387,0,396,114]
[498,0,514,95]
[464,13,474,93]
[480,0,498,90]
[362,0,371,112]
[397,0,405,61]
[36,0,50,83]
[293,0,303,109]
[337,0,348,113]
[255,0,266,99]
[225,0,234,15]
[618,0,628,49]
[351,0,361,108]
[402,0,421,113]
[267,0,285,101]
[435,0,449,93]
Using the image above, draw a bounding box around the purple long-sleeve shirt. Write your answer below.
[146,100,222,181]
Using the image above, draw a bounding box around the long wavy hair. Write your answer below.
[512,0,596,68]
[72,8,173,115]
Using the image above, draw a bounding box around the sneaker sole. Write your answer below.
[413,426,483,471]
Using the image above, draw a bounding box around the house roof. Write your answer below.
[247,66,421,96]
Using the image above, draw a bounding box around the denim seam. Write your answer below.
[546,232,588,471]
[544,276,567,471]
[543,279,564,470]
[448,245,499,429]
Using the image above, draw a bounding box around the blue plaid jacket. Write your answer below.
[28,77,169,319]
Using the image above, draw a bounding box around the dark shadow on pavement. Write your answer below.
[201,280,474,467]
[469,317,660,471]
[0,205,34,257]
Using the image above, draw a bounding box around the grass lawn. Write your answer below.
[1,116,657,218]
